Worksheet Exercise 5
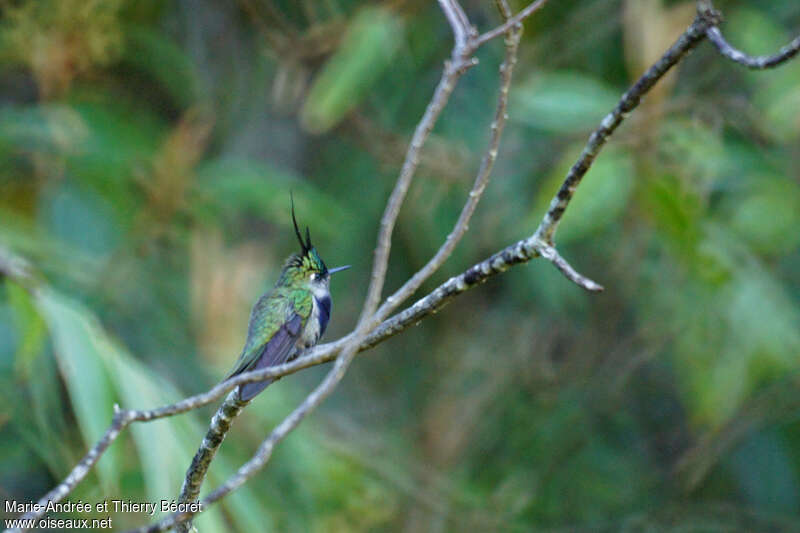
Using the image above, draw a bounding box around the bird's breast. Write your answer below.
[299,294,331,349]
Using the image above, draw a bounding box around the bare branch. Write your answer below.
[475,0,549,47]
[174,391,247,532]
[533,8,720,245]
[437,0,475,51]
[698,0,800,70]
[706,27,800,69]
[358,30,475,326]
[8,409,133,531]
[359,0,549,326]
[536,243,604,292]
[376,1,523,319]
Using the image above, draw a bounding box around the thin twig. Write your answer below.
[706,27,800,69]
[533,7,720,246]
[536,243,604,292]
[358,0,478,326]
[437,0,474,51]
[474,0,549,47]
[376,1,523,319]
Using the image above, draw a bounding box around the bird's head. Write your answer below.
[282,196,349,291]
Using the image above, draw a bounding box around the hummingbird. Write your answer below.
[225,199,350,401]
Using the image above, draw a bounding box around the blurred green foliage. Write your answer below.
[1,0,800,531]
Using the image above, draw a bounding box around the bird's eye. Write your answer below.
[310,273,318,281]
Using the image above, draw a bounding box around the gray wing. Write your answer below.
[234,313,302,401]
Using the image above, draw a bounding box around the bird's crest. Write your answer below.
[288,193,327,275]
[291,193,312,255]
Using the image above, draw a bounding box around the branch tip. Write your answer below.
[535,243,604,293]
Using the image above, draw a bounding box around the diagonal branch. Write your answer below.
[437,0,474,51]
[360,0,550,325]
[537,244,604,292]
[358,0,478,326]
[174,392,247,533]
[533,6,720,246]
[376,2,523,319]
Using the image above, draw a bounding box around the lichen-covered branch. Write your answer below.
[533,6,721,246]
[706,27,800,69]
[698,0,800,69]
[174,392,248,533]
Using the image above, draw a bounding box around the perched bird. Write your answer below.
[225,200,350,401]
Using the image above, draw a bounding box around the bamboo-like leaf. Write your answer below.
[103,347,230,531]
[193,157,347,239]
[513,71,619,134]
[34,288,121,491]
[300,7,403,134]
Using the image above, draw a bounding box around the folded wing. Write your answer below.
[228,313,303,401]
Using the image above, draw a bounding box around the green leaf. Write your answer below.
[6,281,46,378]
[0,104,86,156]
[122,26,198,109]
[512,71,619,134]
[729,178,800,256]
[531,145,634,243]
[193,157,347,239]
[103,348,229,531]
[671,227,800,427]
[300,7,403,134]
[34,288,121,491]
[66,98,165,182]
[725,269,800,375]
[657,118,726,187]
[639,174,703,257]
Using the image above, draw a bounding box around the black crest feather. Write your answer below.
[290,192,312,253]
